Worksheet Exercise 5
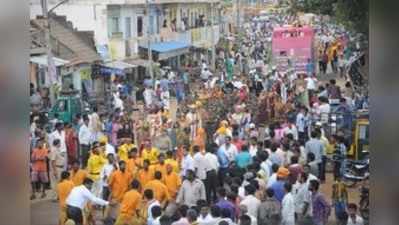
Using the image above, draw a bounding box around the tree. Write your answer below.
[290,0,368,34]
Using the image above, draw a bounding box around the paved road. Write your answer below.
[31,200,58,225]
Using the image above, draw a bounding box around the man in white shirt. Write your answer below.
[50,122,67,153]
[78,116,92,168]
[65,178,110,225]
[180,146,194,177]
[283,123,298,141]
[49,139,67,200]
[197,200,213,225]
[204,148,219,202]
[144,189,161,225]
[281,182,295,225]
[113,94,124,111]
[201,67,212,82]
[293,173,313,224]
[347,203,364,225]
[303,165,319,188]
[176,169,206,207]
[143,87,155,107]
[99,153,116,201]
[238,205,257,225]
[296,107,306,141]
[219,137,238,163]
[267,164,280,188]
[193,146,211,180]
[240,184,261,217]
[318,97,331,124]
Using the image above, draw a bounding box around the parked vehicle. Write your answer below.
[342,157,369,187]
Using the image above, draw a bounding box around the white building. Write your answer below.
[30,0,222,65]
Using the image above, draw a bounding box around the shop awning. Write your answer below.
[30,55,70,67]
[140,41,190,60]
[105,61,137,70]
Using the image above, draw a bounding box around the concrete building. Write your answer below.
[30,0,222,69]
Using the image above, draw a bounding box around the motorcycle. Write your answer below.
[342,157,370,187]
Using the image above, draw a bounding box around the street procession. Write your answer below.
[30,0,369,224]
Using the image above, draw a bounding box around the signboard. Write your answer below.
[96,45,110,62]
[92,64,125,76]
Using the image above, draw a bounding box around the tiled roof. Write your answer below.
[31,14,101,65]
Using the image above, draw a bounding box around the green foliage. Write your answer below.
[292,0,368,34]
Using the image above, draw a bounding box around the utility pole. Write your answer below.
[146,0,154,85]
[211,1,216,71]
[41,0,69,105]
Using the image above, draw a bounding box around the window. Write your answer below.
[111,17,120,33]
[137,16,143,37]
[125,17,131,38]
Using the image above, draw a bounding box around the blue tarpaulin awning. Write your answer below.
[140,41,190,60]
[146,41,190,53]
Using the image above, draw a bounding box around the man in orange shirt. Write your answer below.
[141,140,159,165]
[164,164,181,199]
[31,139,49,199]
[143,171,170,207]
[108,161,133,203]
[69,160,87,186]
[137,159,154,187]
[115,179,143,225]
[57,171,75,225]
[126,148,142,178]
[152,153,167,180]
[165,150,180,174]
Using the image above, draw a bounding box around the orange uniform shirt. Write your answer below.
[126,157,142,178]
[152,163,167,180]
[137,168,154,187]
[143,179,170,203]
[57,180,75,208]
[165,159,180,174]
[118,189,142,218]
[31,148,49,172]
[108,170,133,202]
[70,169,87,186]
[164,172,182,199]
[141,148,159,165]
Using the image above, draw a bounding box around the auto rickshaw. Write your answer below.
[48,90,89,124]
[348,110,369,160]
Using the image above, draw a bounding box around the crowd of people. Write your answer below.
[30,9,368,225]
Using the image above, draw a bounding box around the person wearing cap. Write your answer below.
[118,138,136,162]
[86,142,107,198]
[270,167,290,203]
[99,135,116,160]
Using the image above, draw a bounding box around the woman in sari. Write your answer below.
[65,123,78,167]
